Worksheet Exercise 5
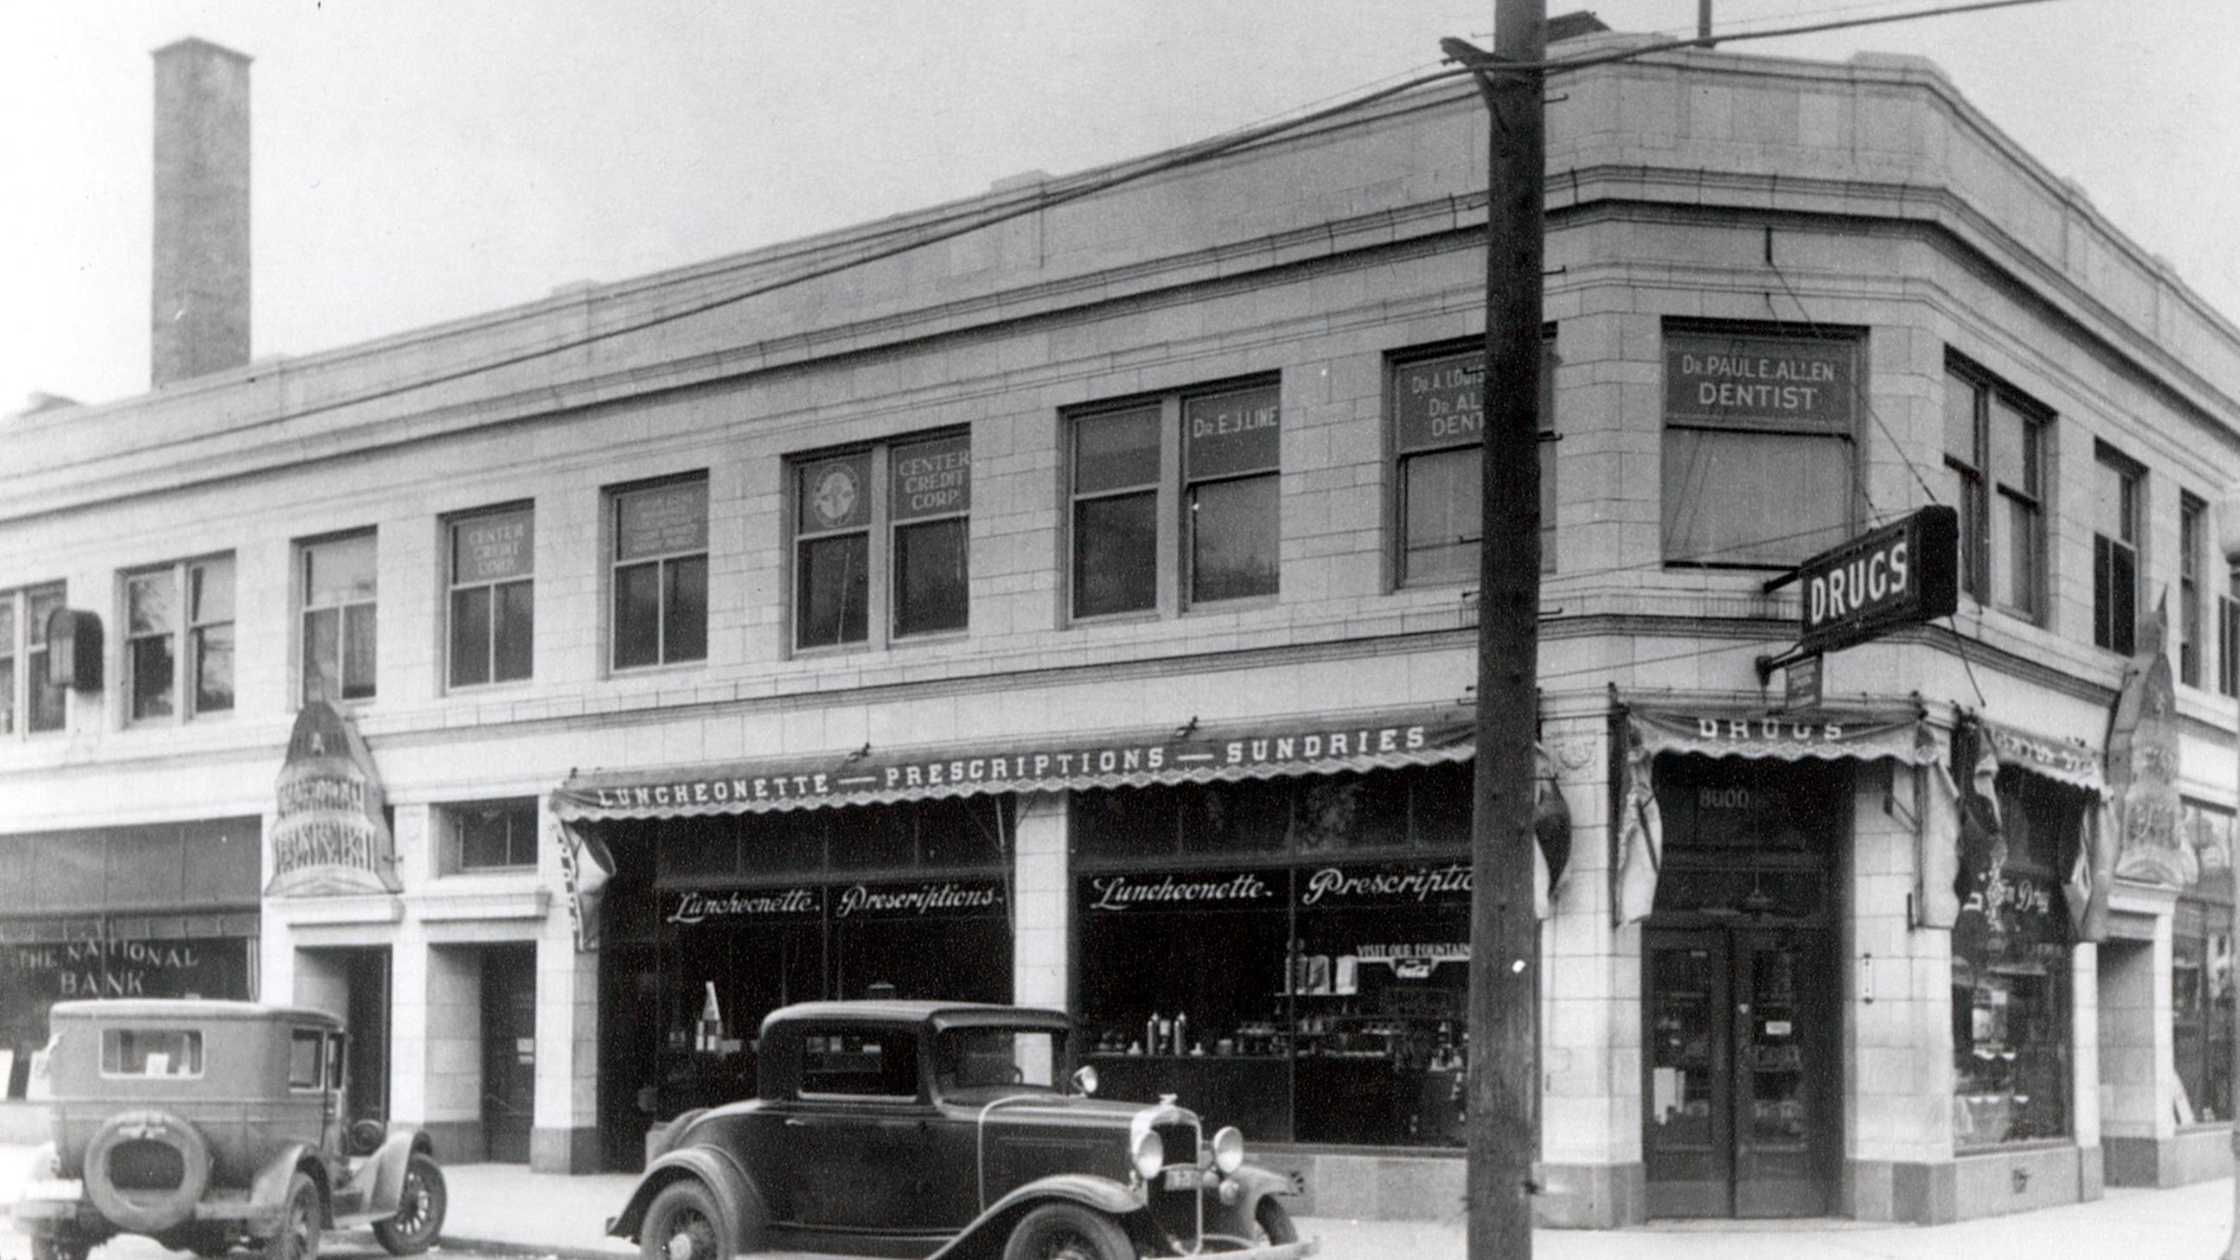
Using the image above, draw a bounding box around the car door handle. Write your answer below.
[785,1117,808,1127]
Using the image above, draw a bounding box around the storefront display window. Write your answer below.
[1073,763,1471,1148]
[2174,803,2234,1124]
[622,796,1015,1117]
[1951,764,2078,1149]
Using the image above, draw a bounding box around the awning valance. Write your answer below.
[553,706,1476,822]
[1628,706,1933,765]
[1978,717,2104,795]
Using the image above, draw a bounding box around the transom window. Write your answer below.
[300,533,377,704]
[611,478,709,670]
[791,431,970,651]
[125,555,234,723]
[448,505,535,688]
[1943,356,2048,621]
[2181,493,2205,686]
[0,583,67,736]
[1069,379,1280,620]
[445,799,540,871]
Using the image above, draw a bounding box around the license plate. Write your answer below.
[1163,1167,1199,1191]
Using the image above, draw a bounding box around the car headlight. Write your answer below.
[1212,1126,1245,1174]
[1131,1127,1165,1180]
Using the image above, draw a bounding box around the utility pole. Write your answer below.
[1443,0,1544,1256]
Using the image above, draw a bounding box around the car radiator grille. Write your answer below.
[110,1141,187,1191]
[1147,1121,1203,1248]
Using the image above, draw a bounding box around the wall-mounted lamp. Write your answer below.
[44,608,102,691]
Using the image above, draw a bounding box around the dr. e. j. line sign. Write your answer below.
[1796,506,1958,654]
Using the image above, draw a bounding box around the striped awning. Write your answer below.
[1627,706,1934,764]
[552,706,1476,822]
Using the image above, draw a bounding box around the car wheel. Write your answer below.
[372,1153,447,1255]
[1254,1198,1298,1245]
[1001,1203,1133,1260]
[640,1180,730,1260]
[264,1172,322,1260]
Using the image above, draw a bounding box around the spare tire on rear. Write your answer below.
[83,1109,212,1235]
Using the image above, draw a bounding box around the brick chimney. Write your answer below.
[151,37,252,387]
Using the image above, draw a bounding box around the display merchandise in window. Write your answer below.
[1071,764,1471,1148]
[1950,754,2079,1149]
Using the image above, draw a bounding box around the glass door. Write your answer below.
[1644,929,1730,1218]
[1645,927,1835,1218]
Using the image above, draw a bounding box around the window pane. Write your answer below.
[894,518,968,637]
[342,603,377,700]
[1991,399,2035,495]
[460,804,537,869]
[129,573,176,636]
[664,556,708,662]
[1189,474,1279,602]
[495,580,534,682]
[306,536,376,607]
[193,623,234,713]
[1074,409,1162,494]
[617,482,708,561]
[1944,372,1979,464]
[798,535,870,648]
[450,586,492,687]
[0,662,14,735]
[131,635,175,720]
[189,557,234,625]
[2003,493,2044,618]
[1662,429,1850,566]
[0,600,13,653]
[1074,492,1158,618]
[28,665,63,731]
[452,509,533,582]
[1403,447,1481,585]
[304,607,341,702]
[614,562,662,668]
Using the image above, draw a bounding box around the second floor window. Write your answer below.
[792,431,970,651]
[2182,494,2206,686]
[1,584,67,735]
[2222,564,2240,699]
[1662,326,1859,568]
[126,556,235,722]
[1069,380,1280,620]
[612,478,708,670]
[449,506,534,687]
[301,534,376,704]
[1944,357,2048,620]
[2093,445,2142,656]
[1390,340,1556,586]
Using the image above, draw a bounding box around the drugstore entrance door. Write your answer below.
[1643,928,1836,1218]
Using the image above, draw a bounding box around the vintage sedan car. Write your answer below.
[8,999,446,1260]
[608,1000,1316,1260]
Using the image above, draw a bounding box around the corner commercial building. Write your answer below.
[4,27,2239,1228]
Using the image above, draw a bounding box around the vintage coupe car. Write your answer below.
[8,999,447,1260]
[609,1000,1316,1260]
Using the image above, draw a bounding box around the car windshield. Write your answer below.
[933,1026,1066,1097]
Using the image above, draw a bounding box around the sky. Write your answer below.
[2,0,2234,414]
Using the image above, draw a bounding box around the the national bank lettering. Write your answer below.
[579,721,1444,812]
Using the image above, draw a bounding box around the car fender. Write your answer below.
[340,1129,432,1216]
[248,1143,325,1225]
[606,1144,770,1255]
[1205,1163,1296,1239]
[928,1173,1153,1260]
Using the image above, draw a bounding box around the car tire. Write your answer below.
[1254,1198,1298,1245]
[82,1108,213,1235]
[639,1179,731,1260]
[371,1153,447,1255]
[1001,1202,1133,1260]
[264,1172,322,1260]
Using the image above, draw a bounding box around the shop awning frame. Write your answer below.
[552,706,1477,823]
[1625,705,1936,765]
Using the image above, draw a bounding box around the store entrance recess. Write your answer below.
[1643,927,1837,1218]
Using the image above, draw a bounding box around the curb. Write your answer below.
[427,1236,630,1260]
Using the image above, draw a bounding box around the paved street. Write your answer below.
[5,1142,2239,1260]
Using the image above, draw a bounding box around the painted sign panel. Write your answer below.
[891,435,970,522]
[454,509,533,583]
[1394,352,1483,454]
[799,452,873,533]
[267,700,401,897]
[617,481,708,560]
[1183,386,1280,480]
[1664,331,1857,430]
[1796,506,1959,654]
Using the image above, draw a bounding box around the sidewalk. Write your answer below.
[7,1144,2240,1258]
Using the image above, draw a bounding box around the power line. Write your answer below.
[20,0,2071,474]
